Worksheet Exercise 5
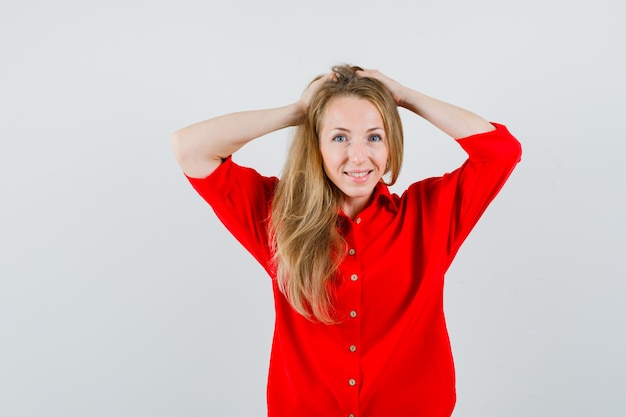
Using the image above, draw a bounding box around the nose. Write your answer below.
[348,139,367,164]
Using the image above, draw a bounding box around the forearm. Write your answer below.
[355,69,495,139]
[398,88,494,139]
[171,103,303,178]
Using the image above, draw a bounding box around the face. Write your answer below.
[318,95,389,217]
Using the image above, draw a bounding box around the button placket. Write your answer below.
[341,233,361,414]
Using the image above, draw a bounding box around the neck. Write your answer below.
[340,194,373,220]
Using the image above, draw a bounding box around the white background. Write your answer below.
[1,0,624,416]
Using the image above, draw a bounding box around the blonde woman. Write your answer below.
[171,65,521,417]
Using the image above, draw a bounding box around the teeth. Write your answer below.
[347,171,368,178]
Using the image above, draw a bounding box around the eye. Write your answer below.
[332,135,347,142]
[369,134,383,142]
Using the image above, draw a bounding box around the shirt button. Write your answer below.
[348,378,357,386]
[350,274,358,282]
[355,217,362,224]
[349,344,357,352]
[349,414,355,417]
[349,310,357,318]
[349,248,356,256]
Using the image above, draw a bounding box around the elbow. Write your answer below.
[170,130,221,178]
[509,136,523,164]
[170,130,189,165]
[495,125,523,164]
[498,137,522,169]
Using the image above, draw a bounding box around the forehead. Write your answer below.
[320,96,383,131]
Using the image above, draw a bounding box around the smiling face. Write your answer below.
[318,95,389,218]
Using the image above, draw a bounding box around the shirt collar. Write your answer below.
[372,182,399,212]
[336,182,399,228]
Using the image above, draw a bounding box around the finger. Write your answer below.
[355,68,382,80]
[322,72,337,82]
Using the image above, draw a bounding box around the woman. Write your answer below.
[171,65,521,417]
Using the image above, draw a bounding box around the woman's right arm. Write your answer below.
[170,73,334,178]
[170,104,301,178]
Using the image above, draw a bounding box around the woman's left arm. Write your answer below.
[357,69,494,138]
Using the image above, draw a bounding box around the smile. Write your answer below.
[344,171,374,184]
[345,170,373,179]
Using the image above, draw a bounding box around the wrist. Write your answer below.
[396,88,426,113]
[286,102,307,126]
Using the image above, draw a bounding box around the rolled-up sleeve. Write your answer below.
[409,123,522,266]
[186,157,278,273]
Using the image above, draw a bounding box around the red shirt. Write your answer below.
[186,123,521,417]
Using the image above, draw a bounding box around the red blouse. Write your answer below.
[186,123,522,417]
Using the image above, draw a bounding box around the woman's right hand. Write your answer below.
[295,72,336,121]
[171,75,339,178]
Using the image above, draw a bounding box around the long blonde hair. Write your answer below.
[269,65,404,323]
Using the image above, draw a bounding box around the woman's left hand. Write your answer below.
[356,68,408,108]
[357,67,494,138]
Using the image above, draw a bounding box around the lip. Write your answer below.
[344,170,373,183]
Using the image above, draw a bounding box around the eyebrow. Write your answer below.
[329,127,384,133]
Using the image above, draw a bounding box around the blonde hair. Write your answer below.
[269,65,404,323]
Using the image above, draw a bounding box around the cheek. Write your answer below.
[320,147,339,169]
[378,149,390,168]
[319,146,329,168]
[319,150,333,179]
[319,153,341,186]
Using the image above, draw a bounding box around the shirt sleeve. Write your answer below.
[410,123,522,267]
[185,157,278,274]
